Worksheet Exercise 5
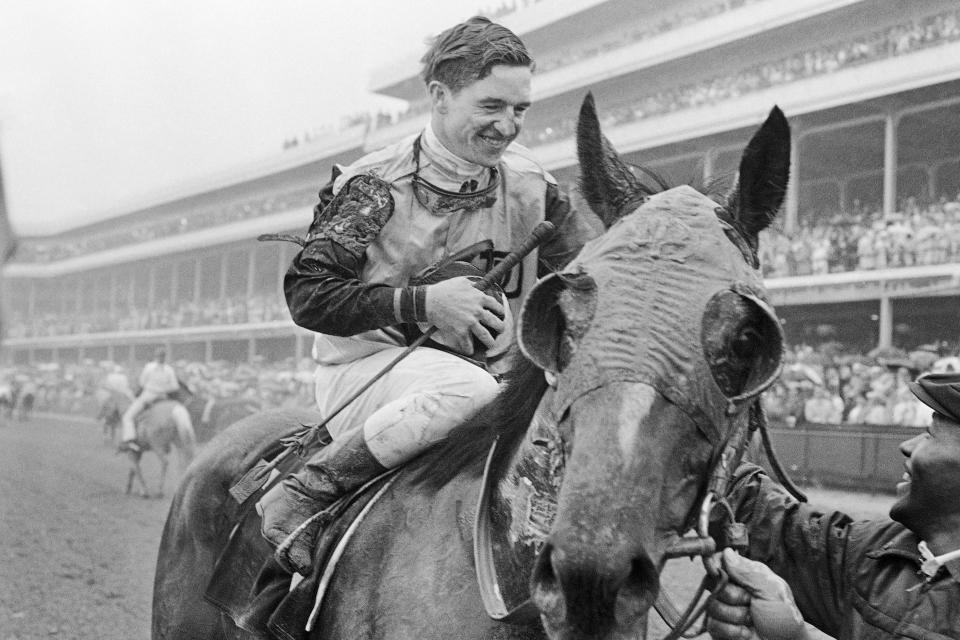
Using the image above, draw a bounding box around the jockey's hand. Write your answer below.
[424,276,505,355]
[706,549,808,640]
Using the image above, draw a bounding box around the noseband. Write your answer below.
[657,401,806,640]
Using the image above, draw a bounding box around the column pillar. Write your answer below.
[878,297,893,349]
[219,252,229,300]
[702,150,714,186]
[883,112,898,216]
[193,256,202,304]
[785,131,801,233]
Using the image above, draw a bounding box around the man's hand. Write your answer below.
[424,276,505,355]
[706,548,806,640]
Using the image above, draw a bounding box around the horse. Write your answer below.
[175,383,263,444]
[152,94,791,640]
[100,389,197,498]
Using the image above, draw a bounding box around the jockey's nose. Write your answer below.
[493,112,519,139]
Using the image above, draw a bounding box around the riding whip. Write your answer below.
[229,220,557,503]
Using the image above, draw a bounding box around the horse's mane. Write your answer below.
[411,350,548,491]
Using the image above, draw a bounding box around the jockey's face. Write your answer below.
[891,413,960,545]
[429,64,532,167]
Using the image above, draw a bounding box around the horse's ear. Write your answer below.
[518,271,597,374]
[727,106,791,238]
[576,93,646,229]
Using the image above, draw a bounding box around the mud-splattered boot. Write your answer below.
[257,430,388,574]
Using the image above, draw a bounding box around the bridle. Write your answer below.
[656,400,807,640]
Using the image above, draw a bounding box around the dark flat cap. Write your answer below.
[908,372,960,424]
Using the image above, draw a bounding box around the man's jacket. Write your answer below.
[730,465,959,639]
[285,132,598,366]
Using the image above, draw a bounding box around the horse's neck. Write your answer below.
[481,391,564,610]
[491,391,564,543]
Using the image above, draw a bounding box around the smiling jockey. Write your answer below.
[256,16,598,574]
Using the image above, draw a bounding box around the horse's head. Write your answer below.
[521,94,789,639]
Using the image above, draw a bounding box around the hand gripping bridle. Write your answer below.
[655,400,807,640]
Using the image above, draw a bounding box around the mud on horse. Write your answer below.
[152,94,791,640]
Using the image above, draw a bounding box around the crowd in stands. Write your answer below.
[0,357,316,419]
[519,7,960,148]
[16,188,317,264]
[759,195,960,278]
[12,7,959,270]
[763,342,960,429]
[5,336,956,430]
[4,294,290,340]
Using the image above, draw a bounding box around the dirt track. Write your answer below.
[0,411,896,640]
[0,413,182,640]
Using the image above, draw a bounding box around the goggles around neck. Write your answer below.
[411,135,500,215]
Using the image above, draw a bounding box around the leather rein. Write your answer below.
[655,400,806,640]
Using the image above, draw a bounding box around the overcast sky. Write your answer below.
[0,0,492,236]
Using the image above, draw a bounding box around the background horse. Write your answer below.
[152,95,790,640]
[100,389,197,498]
[174,383,262,444]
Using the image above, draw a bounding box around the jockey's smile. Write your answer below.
[430,64,532,167]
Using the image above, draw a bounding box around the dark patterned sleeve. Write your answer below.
[285,174,429,335]
[537,182,602,276]
[727,464,849,637]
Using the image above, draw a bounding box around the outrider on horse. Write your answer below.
[152,93,793,640]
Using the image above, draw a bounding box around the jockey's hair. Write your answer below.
[420,16,534,93]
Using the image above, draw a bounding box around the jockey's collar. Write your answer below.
[411,135,500,215]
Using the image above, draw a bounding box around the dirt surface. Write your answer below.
[0,412,897,640]
[0,413,182,640]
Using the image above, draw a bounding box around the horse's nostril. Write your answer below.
[530,542,565,618]
[615,554,659,623]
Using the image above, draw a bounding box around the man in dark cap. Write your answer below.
[706,371,960,640]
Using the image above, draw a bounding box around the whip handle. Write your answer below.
[477,221,556,289]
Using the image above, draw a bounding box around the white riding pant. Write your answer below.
[121,390,163,441]
[314,347,500,468]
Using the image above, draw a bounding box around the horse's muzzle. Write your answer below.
[530,539,659,639]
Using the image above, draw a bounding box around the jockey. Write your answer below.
[257,15,598,574]
[119,348,179,453]
[104,365,135,400]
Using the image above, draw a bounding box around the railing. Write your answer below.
[768,421,915,494]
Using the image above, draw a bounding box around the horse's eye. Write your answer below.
[731,326,760,360]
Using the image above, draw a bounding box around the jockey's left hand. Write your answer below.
[424,276,505,354]
[706,549,808,640]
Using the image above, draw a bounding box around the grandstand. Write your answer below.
[4,0,960,367]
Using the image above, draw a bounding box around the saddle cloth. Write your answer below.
[205,444,396,640]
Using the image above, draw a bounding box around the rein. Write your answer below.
[656,401,806,639]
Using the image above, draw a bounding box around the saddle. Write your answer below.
[205,435,400,640]
[205,412,566,639]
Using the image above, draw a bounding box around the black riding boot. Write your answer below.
[257,430,388,574]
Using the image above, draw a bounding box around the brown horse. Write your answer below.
[100,390,197,497]
[152,95,790,640]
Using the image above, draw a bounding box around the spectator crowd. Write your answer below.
[518,7,960,148]
[5,337,958,432]
[4,294,290,340]
[763,342,960,429]
[759,195,960,278]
